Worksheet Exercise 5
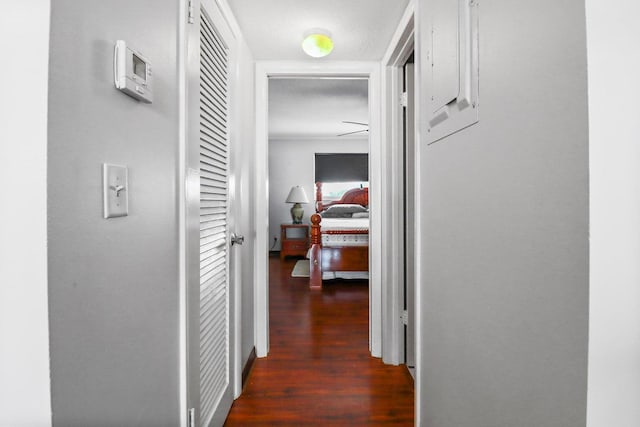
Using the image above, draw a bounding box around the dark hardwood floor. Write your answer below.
[224,254,414,426]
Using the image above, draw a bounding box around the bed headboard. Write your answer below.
[315,182,369,213]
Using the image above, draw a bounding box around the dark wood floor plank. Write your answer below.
[224,254,414,426]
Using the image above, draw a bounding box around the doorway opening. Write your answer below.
[267,76,371,347]
[253,62,383,359]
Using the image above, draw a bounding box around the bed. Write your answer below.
[309,182,369,290]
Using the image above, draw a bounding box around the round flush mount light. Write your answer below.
[302,29,334,58]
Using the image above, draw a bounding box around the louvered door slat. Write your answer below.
[200,102,227,129]
[200,28,228,68]
[200,176,227,187]
[199,46,227,82]
[200,195,226,204]
[199,56,227,92]
[200,303,226,339]
[201,158,226,171]
[199,147,227,166]
[201,21,227,59]
[201,195,225,204]
[201,353,226,391]
[201,117,227,142]
[201,178,226,190]
[200,114,227,139]
[200,58,228,97]
[201,118,226,143]
[200,220,226,234]
[201,114,227,139]
[200,139,227,158]
[199,309,225,341]
[198,5,229,427]
[200,45,227,92]
[201,173,226,184]
[200,92,226,119]
[200,30,228,67]
[201,187,225,198]
[199,210,226,220]
[200,17,228,59]
[200,144,226,161]
[201,21,228,65]
[199,174,226,188]
[200,179,226,190]
[200,86,227,116]
[201,104,226,126]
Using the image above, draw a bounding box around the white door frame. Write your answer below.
[254,61,383,358]
[380,2,416,365]
[380,1,421,422]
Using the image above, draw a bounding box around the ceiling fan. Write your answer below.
[338,121,369,137]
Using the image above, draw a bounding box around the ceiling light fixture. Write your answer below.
[302,29,334,58]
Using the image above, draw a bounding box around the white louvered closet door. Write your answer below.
[194,1,234,426]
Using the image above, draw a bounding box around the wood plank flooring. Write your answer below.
[224,254,414,426]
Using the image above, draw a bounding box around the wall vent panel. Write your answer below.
[423,0,479,144]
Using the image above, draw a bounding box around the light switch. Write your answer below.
[102,163,128,218]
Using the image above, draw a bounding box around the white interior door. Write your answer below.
[186,0,236,425]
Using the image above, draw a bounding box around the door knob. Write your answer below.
[231,233,244,246]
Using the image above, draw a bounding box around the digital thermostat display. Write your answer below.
[133,54,146,79]
[114,40,153,103]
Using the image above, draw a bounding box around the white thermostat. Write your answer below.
[114,40,153,103]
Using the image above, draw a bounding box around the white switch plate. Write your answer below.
[103,163,128,218]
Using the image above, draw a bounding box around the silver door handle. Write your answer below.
[231,233,244,246]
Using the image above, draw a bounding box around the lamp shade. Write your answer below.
[285,186,309,204]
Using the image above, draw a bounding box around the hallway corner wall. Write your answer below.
[0,1,52,426]
[47,1,182,424]
[586,0,640,425]
[415,0,589,426]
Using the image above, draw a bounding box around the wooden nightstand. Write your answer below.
[280,224,309,260]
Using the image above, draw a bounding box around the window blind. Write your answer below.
[314,153,369,183]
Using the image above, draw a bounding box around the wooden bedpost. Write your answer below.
[309,213,322,290]
[315,182,323,213]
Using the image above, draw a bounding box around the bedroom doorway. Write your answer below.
[254,62,383,359]
[267,77,369,269]
[267,76,371,337]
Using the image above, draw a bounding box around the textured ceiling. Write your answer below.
[228,0,408,138]
[227,0,410,61]
[269,78,368,139]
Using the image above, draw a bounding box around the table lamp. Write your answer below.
[285,186,309,224]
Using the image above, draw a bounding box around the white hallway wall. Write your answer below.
[586,0,640,425]
[47,0,183,424]
[0,1,52,426]
[416,0,589,425]
[268,138,368,251]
